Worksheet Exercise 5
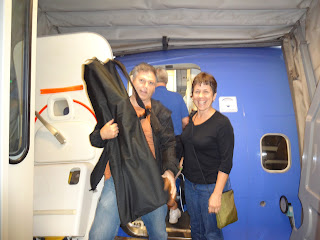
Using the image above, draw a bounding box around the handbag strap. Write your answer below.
[191,114,230,194]
[190,113,210,188]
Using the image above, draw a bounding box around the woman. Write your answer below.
[181,72,234,240]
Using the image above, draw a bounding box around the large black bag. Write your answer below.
[83,58,168,225]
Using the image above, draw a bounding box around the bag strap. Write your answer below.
[190,114,209,187]
[191,113,230,193]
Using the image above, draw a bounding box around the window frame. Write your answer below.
[260,133,292,173]
[9,0,33,164]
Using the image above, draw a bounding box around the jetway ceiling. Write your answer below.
[37,0,312,56]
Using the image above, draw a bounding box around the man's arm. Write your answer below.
[159,115,178,196]
[158,115,179,176]
[179,95,189,130]
[90,119,119,148]
[182,116,189,129]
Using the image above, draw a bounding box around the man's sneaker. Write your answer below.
[169,208,181,224]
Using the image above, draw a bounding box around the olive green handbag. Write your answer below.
[216,189,238,229]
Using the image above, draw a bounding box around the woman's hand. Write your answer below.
[100,119,119,140]
[208,191,222,214]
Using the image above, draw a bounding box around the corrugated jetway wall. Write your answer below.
[306,0,320,86]
[283,0,320,156]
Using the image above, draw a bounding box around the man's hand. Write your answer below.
[179,157,184,170]
[162,170,176,197]
[100,119,119,140]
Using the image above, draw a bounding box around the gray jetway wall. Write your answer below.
[290,69,320,240]
[285,1,320,238]
[283,0,320,155]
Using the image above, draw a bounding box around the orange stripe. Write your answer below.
[35,105,48,122]
[73,100,97,122]
[40,85,83,94]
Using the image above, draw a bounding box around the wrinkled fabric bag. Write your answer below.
[83,58,168,225]
[216,189,238,229]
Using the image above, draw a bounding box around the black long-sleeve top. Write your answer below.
[181,111,234,184]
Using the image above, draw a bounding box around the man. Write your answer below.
[153,67,189,224]
[89,63,178,240]
[153,67,189,135]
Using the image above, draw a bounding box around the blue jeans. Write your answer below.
[89,177,168,240]
[185,178,231,240]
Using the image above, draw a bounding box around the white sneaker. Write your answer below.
[169,208,181,224]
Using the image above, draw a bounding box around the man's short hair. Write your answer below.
[131,62,156,80]
[155,67,168,84]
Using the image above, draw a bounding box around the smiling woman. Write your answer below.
[180,72,234,240]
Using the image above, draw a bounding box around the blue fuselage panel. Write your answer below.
[116,47,302,240]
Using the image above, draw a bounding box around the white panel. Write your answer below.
[34,163,93,236]
[35,121,95,163]
[35,32,112,119]
[35,33,111,239]
[219,96,238,113]
[35,33,112,103]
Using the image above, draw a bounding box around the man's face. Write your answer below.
[132,71,156,103]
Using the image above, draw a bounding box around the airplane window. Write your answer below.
[154,63,201,113]
[261,134,291,172]
[9,0,32,163]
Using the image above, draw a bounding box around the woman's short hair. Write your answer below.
[131,62,156,80]
[192,72,217,95]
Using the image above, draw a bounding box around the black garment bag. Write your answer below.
[83,58,167,225]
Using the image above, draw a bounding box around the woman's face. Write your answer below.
[192,83,217,112]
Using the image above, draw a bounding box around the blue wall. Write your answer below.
[116,47,302,239]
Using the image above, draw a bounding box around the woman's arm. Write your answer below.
[208,117,234,213]
[208,171,229,213]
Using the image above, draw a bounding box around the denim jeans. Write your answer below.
[89,177,168,240]
[185,178,231,240]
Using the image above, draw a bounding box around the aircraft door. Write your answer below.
[34,33,113,239]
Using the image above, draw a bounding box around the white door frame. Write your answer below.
[0,0,12,239]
